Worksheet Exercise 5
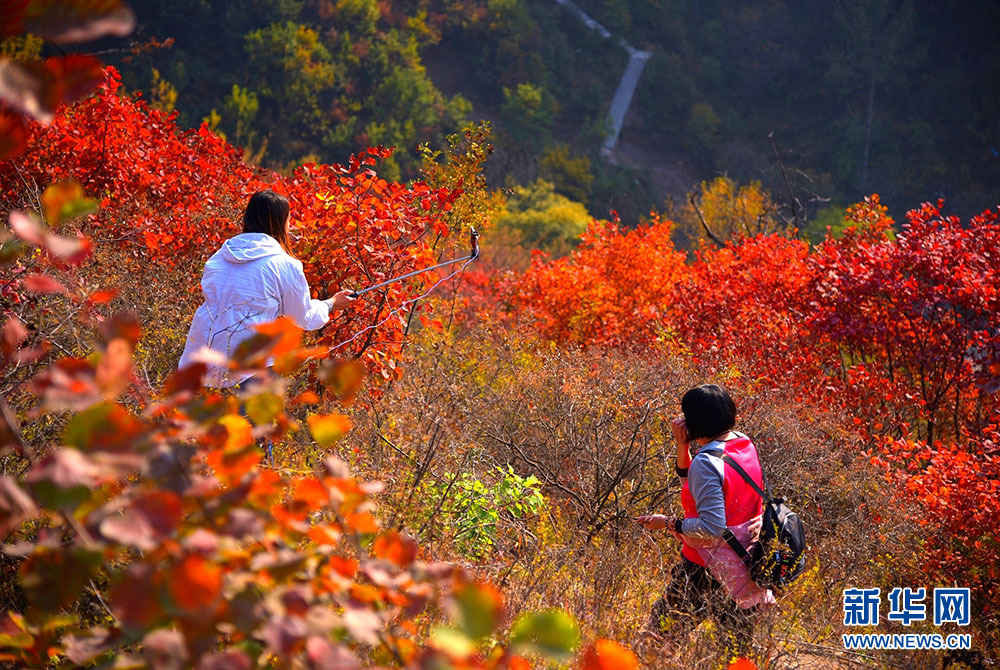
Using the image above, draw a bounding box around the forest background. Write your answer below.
[107,0,1000,240]
[0,1,999,669]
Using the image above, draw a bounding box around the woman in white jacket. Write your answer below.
[179,189,355,387]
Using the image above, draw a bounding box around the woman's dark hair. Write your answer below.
[243,190,291,253]
[681,384,737,440]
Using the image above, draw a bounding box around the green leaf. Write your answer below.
[451,582,503,640]
[509,609,579,660]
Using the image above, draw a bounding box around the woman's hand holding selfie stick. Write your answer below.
[326,290,357,311]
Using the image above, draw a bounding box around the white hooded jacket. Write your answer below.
[178,233,330,387]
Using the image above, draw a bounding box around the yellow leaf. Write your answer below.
[308,413,352,447]
[219,415,253,450]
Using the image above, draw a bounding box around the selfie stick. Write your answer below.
[349,227,480,298]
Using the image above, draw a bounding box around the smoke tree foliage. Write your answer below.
[502,194,1000,620]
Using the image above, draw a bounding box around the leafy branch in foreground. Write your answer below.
[0,199,638,669]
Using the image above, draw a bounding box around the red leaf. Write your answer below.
[1,317,28,361]
[24,0,136,44]
[44,54,105,104]
[87,288,118,304]
[109,563,160,627]
[0,59,57,123]
[22,273,67,294]
[133,491,182,536]
[42,231,92,265]
[0,109,28,160]
[99,311,140,347]
[0,0,29,38]
[8,210,42,245]
[95,337,133,399]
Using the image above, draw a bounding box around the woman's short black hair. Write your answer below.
[681,384,736,440]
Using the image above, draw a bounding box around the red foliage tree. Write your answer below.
[502,194,1000,617]
[508,214,686,348]
[0,67,468,381]
[808,196,1000,443]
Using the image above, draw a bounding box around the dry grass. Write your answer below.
[340,322,953,669]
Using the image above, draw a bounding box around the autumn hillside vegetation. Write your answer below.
[0,61,999,670]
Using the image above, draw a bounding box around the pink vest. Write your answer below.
[678,434,775,609]
[680,435,764,566]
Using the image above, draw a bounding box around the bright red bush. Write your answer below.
[503,194,1000,611]
[508,214,686,348]
[809,197,1000,442]
[0,67,467,380]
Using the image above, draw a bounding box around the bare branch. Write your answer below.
[769,131,805,230]
[688,192,725,247]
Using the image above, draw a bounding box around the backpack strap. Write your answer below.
[720,454,774,504]
[698,440,773,568]
[722,527,753,567]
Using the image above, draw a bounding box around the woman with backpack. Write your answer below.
[638,384,776,655]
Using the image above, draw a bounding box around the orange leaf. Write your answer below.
[343,511,378,534]
[328,556,359,578]
[579,639,638,670]
[727,658,758,670]
[373,530,417,567]
[168,554,221,610]
[41,179,94,225]
[248,470,282,505]
[308,413,352,447]
[291,390,320,405]
[292,477,329,510]
[319,359,365,406]
[253,316,302,359]
[308,524,342,546]
[219,415,253,451]
[205,417,260,481]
